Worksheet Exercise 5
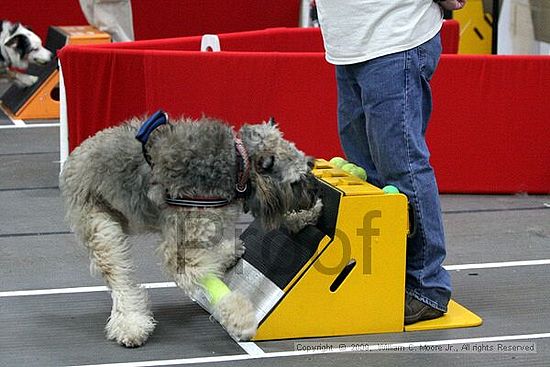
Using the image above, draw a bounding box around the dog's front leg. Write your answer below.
[216,238,245,270]
[159,209,256,340]
[158,208,240,289]
[209,239,257,340]
[11,70,38,87]
[203,275,257,341]
[84,210,156,347]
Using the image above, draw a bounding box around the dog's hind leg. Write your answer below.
[85,210,156,347]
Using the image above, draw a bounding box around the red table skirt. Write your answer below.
[59,27,550,194]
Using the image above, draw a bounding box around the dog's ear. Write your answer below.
[9,22,21,34]
[306,156,315,170]
[256,155,275,173]
[4,35,17,48]
[4,34,23,48]
[5,22,25,48]
[266,117,281,131]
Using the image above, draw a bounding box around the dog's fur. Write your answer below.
[0,20,52,87]
[60,115,322,347]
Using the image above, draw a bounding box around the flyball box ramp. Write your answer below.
[1,26,110,120]
[196,159,482,340]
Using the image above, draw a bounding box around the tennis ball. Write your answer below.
[351,166,367,180]
[382,185,400,194]
[329,157,347,168]
[200,274,230,305]
[341,163,356,174]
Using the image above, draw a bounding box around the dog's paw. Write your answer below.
[227,241,246,269]
[213,291,257,341]
[234,241,246,260]
[283,198,323,234]
[218,240,246,270]
[106,311,156,347]
[14,74,38,87]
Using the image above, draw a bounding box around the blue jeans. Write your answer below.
[335,33,452,312]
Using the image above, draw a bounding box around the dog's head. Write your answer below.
[239,120,321,231]
[3,22,52,69]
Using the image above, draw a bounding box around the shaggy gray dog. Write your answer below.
[60,113,322,347]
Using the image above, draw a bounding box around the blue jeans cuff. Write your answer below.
[406,287,449,313]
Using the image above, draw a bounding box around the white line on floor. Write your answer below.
[238,342,266,356]
[0,282,175,297]
[11,118,26,126]
[63,332,550,367]
[444,259,550,271]
[1,259,550,298]
[0,122,59,129]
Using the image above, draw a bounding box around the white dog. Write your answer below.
[0,21,52,87]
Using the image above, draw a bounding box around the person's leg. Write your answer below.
[79,0,135,42]
[355,33,452,313]
[335,65,381,187]
[79,0,95,26]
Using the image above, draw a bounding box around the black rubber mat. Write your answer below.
[0,106,12,125]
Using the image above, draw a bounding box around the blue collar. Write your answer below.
[135,109,169,166]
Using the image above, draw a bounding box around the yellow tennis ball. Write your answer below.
[341,163,356,173]
[200,274,230,305]
[382,185,400,194]
[351,166,367,180]
[329,157,347,168]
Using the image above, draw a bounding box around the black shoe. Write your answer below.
[404,294,444,325]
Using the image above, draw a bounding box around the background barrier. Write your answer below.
[55,25,549,194]
[0,0,301,41]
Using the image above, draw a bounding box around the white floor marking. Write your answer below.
[0,122,60,129]
[2,259,550,298]
[0,282,176,297]
[444,259,550,271]
[238,342,266,356]
[11,118,26,126]
[0,285,108,297]
[62,332,550,367]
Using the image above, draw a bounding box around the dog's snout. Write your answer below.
[32,48,53,65]
[306,157,315,170]
[290,173,321,211]
[309,174,321,196]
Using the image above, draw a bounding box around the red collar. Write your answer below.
[8,66,28,73]
[233,130,250,196]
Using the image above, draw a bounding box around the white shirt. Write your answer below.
[316,0,444,65]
